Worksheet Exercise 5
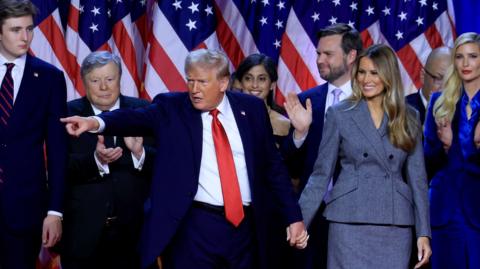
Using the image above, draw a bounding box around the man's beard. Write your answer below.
[320,59,349,83]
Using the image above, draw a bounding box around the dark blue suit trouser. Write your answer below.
[0,220,42,269]
[162,203,256,269]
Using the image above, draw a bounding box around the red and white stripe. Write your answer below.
[30,7,81,101]
[64,0,145,100]
[279,4,455,99]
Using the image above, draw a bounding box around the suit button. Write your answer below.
[389,154,394,160]
[363,152,368,158]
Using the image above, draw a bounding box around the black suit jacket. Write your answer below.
[61,95,155,258]
[406,91,426,124]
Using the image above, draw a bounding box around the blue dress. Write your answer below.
[424,89,480,269]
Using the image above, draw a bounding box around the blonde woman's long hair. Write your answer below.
[433,32,480,122]
[350,44,419,152]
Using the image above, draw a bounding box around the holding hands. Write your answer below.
[286,221,309,249]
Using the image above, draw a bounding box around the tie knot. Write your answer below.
[4,63,14,72]
[332,88,342,98]
[209,108,220,118]
[101,110,110,113]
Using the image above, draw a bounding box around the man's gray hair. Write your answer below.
[80,51,122,80]
[185,49,230,79]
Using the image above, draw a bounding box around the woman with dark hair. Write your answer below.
[294,44,431,268]
[236,53,290,144]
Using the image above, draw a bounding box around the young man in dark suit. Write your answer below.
[60,51,155,269]
[61,49,308,269]
[0,1,67,268]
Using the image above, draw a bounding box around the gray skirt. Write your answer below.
[328,222,412,269]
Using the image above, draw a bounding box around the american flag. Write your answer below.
[31,0,456,104]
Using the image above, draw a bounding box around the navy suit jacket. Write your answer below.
[61,95,154,258]
[424,92,480,228]
[99,91,302,268]
[406,91,426,124]
[280,84,328,192]
[0,54,67,231]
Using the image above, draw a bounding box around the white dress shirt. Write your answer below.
[91,99,145,176]
[0,54,26,103]
[194,94,252,206]
[419,89,428,109]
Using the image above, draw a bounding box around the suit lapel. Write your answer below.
[8,55,38,127]
[181,96,203,176]
[226,92,254,183]
[80,97,95,117]
[311,84,329,124]
[350,100,390,170]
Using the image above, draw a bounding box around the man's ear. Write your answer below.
[347,49,357,65]
[420,68,425,83]
[219,76,229,92]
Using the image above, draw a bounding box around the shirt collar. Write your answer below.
[328,80,352,96]
[0,53,26,70]
[463,87,480,111]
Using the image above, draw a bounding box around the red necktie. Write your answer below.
[210,109,244,227]
[0,63,14,126]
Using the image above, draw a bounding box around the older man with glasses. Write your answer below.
[406,46,452,124]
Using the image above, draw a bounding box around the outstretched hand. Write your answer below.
[284,92,312,139]
[60,116,100,137]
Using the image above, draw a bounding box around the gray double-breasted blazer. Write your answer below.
[299,99,431,238]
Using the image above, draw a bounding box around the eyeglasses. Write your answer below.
[424,68,444,84]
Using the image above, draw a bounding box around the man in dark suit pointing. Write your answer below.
[61,49,308,269]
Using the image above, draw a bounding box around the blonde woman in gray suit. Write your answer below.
[287,44,432,268]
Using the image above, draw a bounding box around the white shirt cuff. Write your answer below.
[131,147,145,170]
[94,152,110,176]
[90,116,105,133]
[293,131,308,148]
[47,211,63,218]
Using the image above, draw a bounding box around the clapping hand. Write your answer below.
[124,136,144,159]
[95,135,123,164]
